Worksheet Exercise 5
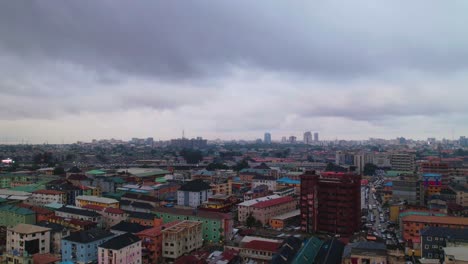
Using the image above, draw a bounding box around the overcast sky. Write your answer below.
[1,1,467,143]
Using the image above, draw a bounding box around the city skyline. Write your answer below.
[1,1,468,143]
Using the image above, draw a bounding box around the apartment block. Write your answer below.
[75,195,119,208]
[61,228,114,263]
[162,221,203,261]
[30,190,66,206]
[6,224,51,257]
[98,233,141,264]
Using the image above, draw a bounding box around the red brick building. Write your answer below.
[300,171,361,237]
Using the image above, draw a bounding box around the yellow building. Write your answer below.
[75,195,119,208]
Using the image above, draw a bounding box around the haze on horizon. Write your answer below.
[1,1,468,144]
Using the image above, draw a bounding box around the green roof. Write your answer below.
[10,183,46,192]
[133,169,170,178]
[0,198,8,203]
[44,202,64,210]
[292,237,323,264]
[86,169,106,175]
[155,177,167,183]
[385,170,412,177]
[0,205,35,215]
[108,177,126,184]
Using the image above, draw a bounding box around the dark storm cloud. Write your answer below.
[1,1,468,80]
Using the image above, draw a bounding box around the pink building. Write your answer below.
[98,233,141,264]
[238,195,297,226]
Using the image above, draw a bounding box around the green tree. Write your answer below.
[363,163,378,176]
[325,162,347,172]
[233,159,249,171]
[180,149,203,164]
[246,214,256,228]
[53,167,65,175]
[206,163,229,171]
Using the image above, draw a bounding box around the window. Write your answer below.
[435,237,438,241]
[427,237,432,241]
[425,245,429,249]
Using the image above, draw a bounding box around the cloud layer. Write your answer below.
[0,1,467,143]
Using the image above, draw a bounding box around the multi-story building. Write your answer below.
[153,207,232,243]
[252,175,277,191]
[243,185,270,201]
[55,206,103,227]
[390,152,415,172]
[420,227,468,260]
[98,233,141,264]
[75,195,119,208]
[422,173,443,199]
[61,228,115,264]
[36,221,70,254]
[420,161,450,186]
[0,205,36,227]
[300,171,361,237]
[264,133,272,144]
[46,180,82,205]
[6,224,51,257]
[314,132,319,142]
[170,137,207,149]
[30,189,66,206]
[237,195,281,223]
[210,179,232,196]
[342,242,387,264]
[177,179,212,208]
[391,173,425,206]
[136,219,177,264]
[162,221,203,261]
[238,236,282,264]
[241,196,296,226]
[450,184,468,208]
[402,215,468,256]
[303,131,312,144]
[81,204,129,229]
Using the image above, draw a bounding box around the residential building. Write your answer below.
[420,227,468,260]
[17,204,54,223]
[246,196,296,226]
[81,204,129,228]
[177,179,212,208]
[443,247,468,264]
[402,215,468,256]
[300,171,361,237]
[210,179,232,196]
[0,205,36,227]
[45,180,82,205]
[36,221,70,254]
[392,173,425,206]
[61,228,115,264]
[6,224,51,257]
[450,184,468,208]
[110,221,151,235]
[75,195,119,208]
[269,209,301,230]
[390,152,416,172]
[342,242,387,264]
[237,195,281,223]
[55,206,103,227]
[127,212,156,227]
[252,175,277,191]
[153,207,233,243]
[136,220,171,264]
[30,190,66,206]
[243,185,270,201]
[421,161,450,186]
[238,236,282,264]
[98,233,142,264]
[162,221,203,261]
[170,137,207,149]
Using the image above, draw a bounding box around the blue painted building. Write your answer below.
[61,228,115,263]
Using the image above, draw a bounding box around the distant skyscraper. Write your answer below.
[281,137,287,143]
[289,136,297,143]
[303,131,312,144]
[314,132,319,142]
[264,132,272,144]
